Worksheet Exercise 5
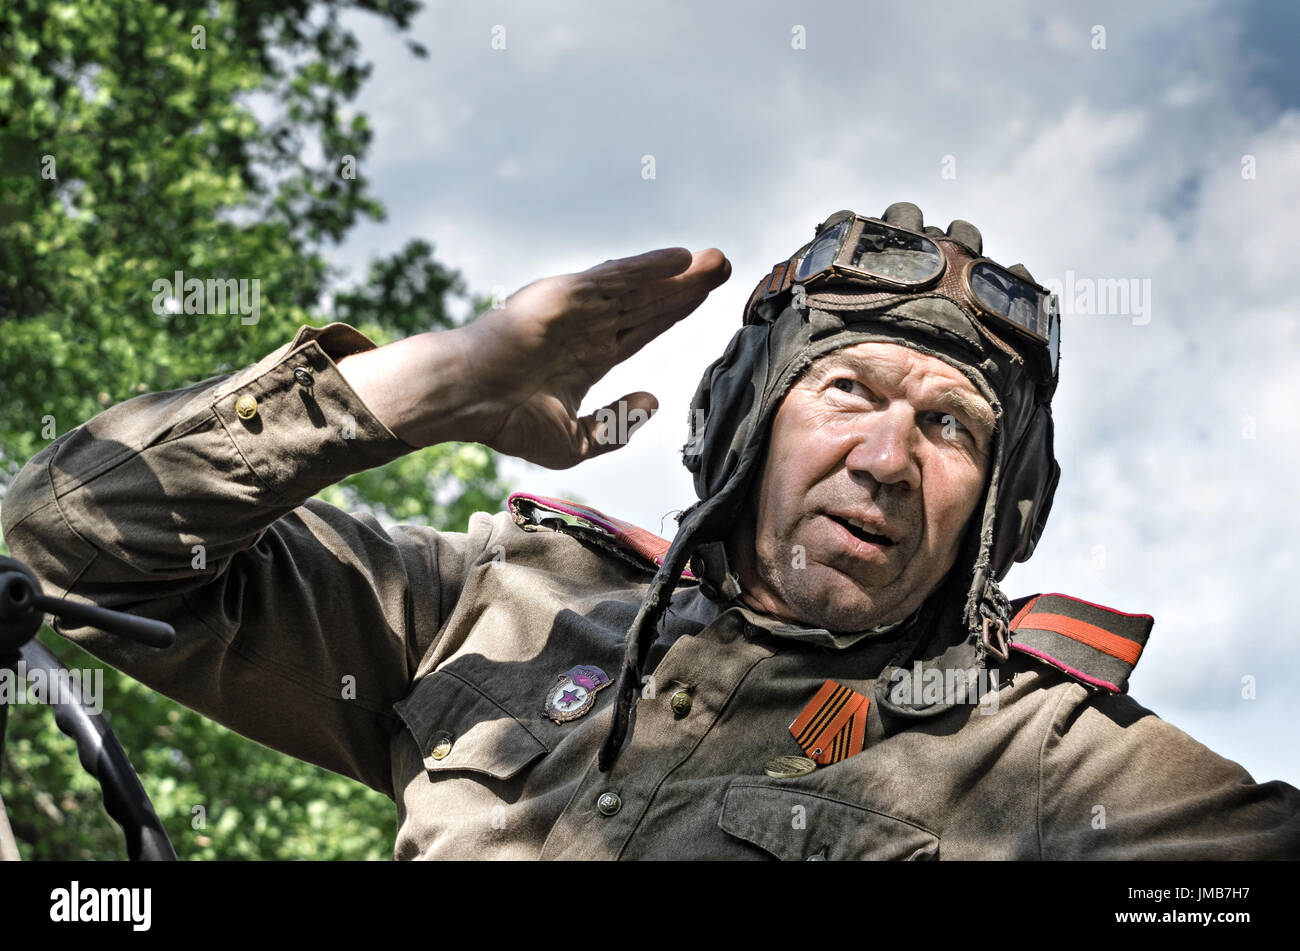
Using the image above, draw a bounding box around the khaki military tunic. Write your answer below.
[3,322,1297,860]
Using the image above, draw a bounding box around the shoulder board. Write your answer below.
[1007,592,1153,694]
[506,491,696,580]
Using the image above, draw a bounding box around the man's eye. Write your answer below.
[935,412,968,431]
[929,412,975,442]
[830,379,864,396]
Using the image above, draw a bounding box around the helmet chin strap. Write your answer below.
[597,500,708,772]
[689,539,741,602]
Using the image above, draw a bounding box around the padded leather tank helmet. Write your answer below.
[598,201,1062,771]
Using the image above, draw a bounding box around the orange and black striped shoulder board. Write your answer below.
[1007,593,1153,694]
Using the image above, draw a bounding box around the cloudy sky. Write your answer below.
[328,0,1300,787]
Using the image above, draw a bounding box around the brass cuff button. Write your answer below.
[429,736,453,760]
[235,395,259,420]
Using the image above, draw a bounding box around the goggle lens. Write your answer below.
[968,260,1059,375]
[848,220,944,284]
[793,220,849,282]
[968,261,1050,340]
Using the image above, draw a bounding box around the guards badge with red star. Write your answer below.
[544,665,612,723]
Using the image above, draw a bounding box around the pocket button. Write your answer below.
[596,792,622,816]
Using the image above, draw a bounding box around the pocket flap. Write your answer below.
[394,669,548,781]
[718,782,939,860]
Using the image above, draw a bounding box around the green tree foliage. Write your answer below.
[0,0,509,859]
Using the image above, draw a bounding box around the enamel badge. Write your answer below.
[544,665,612,723]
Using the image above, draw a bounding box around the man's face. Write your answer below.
[729,342,994,632]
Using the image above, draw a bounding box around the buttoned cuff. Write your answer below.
[214,322,419,504]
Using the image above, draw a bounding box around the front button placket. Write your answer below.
[539,608,774,860]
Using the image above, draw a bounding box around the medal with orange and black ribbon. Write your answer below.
[788,679,869,766]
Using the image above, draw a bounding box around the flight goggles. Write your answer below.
[746,214,1060,377]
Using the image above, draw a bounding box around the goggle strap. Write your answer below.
[762,258,796,300]
[743,254,801,325]
[805,288,1033,367]
[742,270,771,325]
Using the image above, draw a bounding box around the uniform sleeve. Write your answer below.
[0,322,492,797]
[1037,683,1300,858]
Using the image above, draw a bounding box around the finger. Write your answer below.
[581,247,695,295]
[576,391,660,461]
[613,249,729,328]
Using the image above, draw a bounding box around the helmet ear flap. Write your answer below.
[682,322,774,499]
[990,404,1059,580]
[1022,457,1060,562]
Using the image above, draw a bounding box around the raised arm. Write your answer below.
[0,247,731,795]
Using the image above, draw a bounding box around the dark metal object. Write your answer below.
[0,555,177,861]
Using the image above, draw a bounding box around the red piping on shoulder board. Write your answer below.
[507,492,697,580]
[1008,642,1123,693]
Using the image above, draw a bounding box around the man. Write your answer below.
[2,202,1297,859]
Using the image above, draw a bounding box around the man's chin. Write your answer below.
[795,561,912,629]
[745,552,912,632]
[780,582,902,634]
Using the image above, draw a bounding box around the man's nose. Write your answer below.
[843,405,921,490]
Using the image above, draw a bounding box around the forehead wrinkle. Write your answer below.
[807,350,904,388]
[808,349,993,433]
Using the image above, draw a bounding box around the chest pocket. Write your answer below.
[718,783,940,861]
[393,669,549,781]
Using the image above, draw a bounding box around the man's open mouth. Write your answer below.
[826,514,897,547]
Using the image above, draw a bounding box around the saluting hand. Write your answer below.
[337,247,730,467]
[444,247,731,469]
